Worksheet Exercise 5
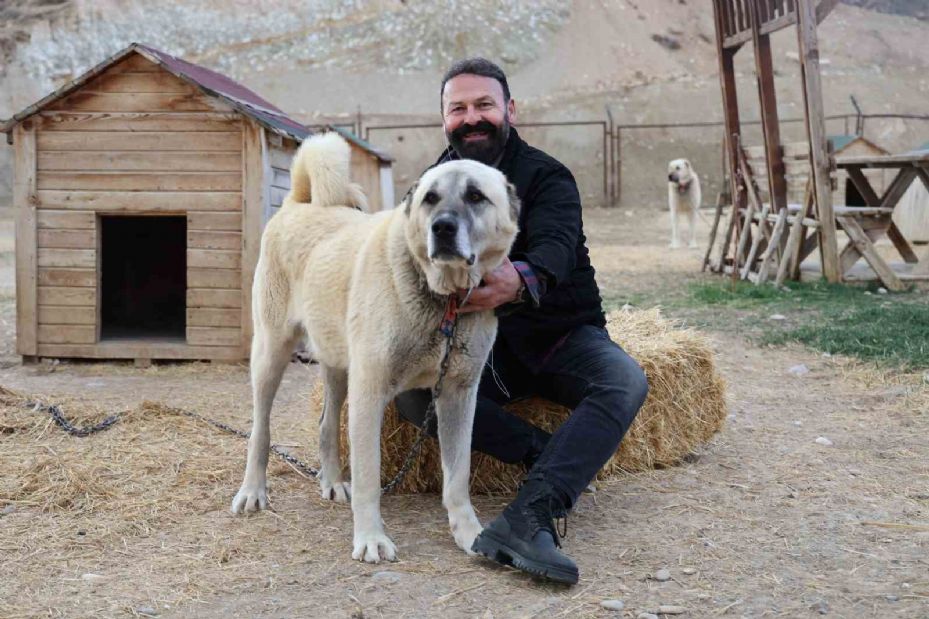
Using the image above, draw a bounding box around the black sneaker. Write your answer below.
[471,474,578,584]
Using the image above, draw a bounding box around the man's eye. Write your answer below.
[479,102,493,109]
[423,191,440,205]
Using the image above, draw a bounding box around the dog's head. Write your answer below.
[668,159,695,186]
[402,160,520,295]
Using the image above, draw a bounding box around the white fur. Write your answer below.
[668,158,702,249]
[230,133,519,564]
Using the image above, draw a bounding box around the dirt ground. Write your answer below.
[1,209,928,618]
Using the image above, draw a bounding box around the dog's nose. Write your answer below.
[431,215,458,239]
[668,174,675,182]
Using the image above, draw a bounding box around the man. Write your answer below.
[395,58,649,585]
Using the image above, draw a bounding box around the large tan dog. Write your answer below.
[667,158,702,249]
[231,133,520,563]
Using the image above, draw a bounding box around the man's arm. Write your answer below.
[511,164,581,289]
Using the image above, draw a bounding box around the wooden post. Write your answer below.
[796,0,840,282]
[749,0,788,215]
[712,0,745,273]
[13,121,38,356]
[241,121,264,358]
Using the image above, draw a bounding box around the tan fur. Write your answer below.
[231,133,520,564]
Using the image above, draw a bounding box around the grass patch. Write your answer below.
[676,279,929,369]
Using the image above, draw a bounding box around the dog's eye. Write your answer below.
[465,189,485,203]
[423,191,440,205]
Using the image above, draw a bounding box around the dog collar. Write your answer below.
[438,287,474,336]
[439,295,459,337]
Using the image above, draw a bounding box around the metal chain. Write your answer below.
[22,303,460,494]
[381,313,458,493]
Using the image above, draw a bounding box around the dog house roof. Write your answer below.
[1,42,392,162]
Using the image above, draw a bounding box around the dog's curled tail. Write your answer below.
[287,132,368,210]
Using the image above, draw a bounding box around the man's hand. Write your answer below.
[457,257,522,314]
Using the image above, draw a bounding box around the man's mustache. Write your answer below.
[451,120,499,141]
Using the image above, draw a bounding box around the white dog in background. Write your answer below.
[667,158,701,249]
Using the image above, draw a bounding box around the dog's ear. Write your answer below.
[506,181,521,222]
[401,180,419,216]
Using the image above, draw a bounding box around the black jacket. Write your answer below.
[435,128,606,368]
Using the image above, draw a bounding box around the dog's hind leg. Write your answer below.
[231,326,297,514]
[318,364,351,502]
[436,382,483,554]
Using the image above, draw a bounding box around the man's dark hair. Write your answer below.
[440,57,511,105]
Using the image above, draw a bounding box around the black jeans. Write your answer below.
[395,325,648,509]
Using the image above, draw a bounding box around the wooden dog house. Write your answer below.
[2,43,393,363]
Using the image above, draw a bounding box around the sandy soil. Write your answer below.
[1,209,927,618]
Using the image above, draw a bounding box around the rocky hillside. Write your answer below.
[1,0,928,206]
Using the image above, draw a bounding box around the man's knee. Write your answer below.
[394,389,437,437]
[594,359,648,431]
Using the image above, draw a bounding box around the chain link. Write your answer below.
[23,303,459,494]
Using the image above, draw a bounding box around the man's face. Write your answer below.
[442,74,517,165]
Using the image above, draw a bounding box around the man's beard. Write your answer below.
[447,117,510,165]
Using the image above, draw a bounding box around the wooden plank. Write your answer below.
[37,172,241,192]
[187,308,241,328]
[796,0,839,282]
[37,190,241,212]
[757,207,788,284]
[837,153,929,168]
[85,72,196,93]
[37,229,95,249]
[38,248,96,269]
[188,231,242,251]
[39,151,241,172]
[36,342,244,361]
[38,324,96,345]
[111,54,161,72]
[188,268,241,289]
[188,249,241,270]
[878,168,918,210]
[37,286,96,306]
[711,0,745,278]
[702,198,726,272]
[748,5,788,215]
[241,122,264,354]
[837,216,905,291]
[742,203,771,279]
[37,210,95,229]
[37,131,240,152]
[776,182,813,285]
[14,122,39,355]
[839,223,884,274]
[188,211,242,231]
[38,111,241,132]
[271,167,290,189]
[269,147,293,170]
[38,306,96,325]
[187,327,241,347]
[187,289,241,309]
[38,268,96,287]
[48,92,220,113]
[270,186,288,207]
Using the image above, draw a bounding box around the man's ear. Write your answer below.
[506,181,521,222]
[401,180,419,216]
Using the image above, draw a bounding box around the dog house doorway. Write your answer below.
[100,215,187,340]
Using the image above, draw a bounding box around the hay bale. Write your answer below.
[328,308,727,494]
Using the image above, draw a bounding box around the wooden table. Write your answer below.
[834,151,929,290]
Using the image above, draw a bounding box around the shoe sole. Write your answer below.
[472,530,579,585]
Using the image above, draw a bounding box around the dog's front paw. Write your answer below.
[450,513,483,556]
[231,484,269,514]
[352,531,397,563]
[319,477,351,503]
